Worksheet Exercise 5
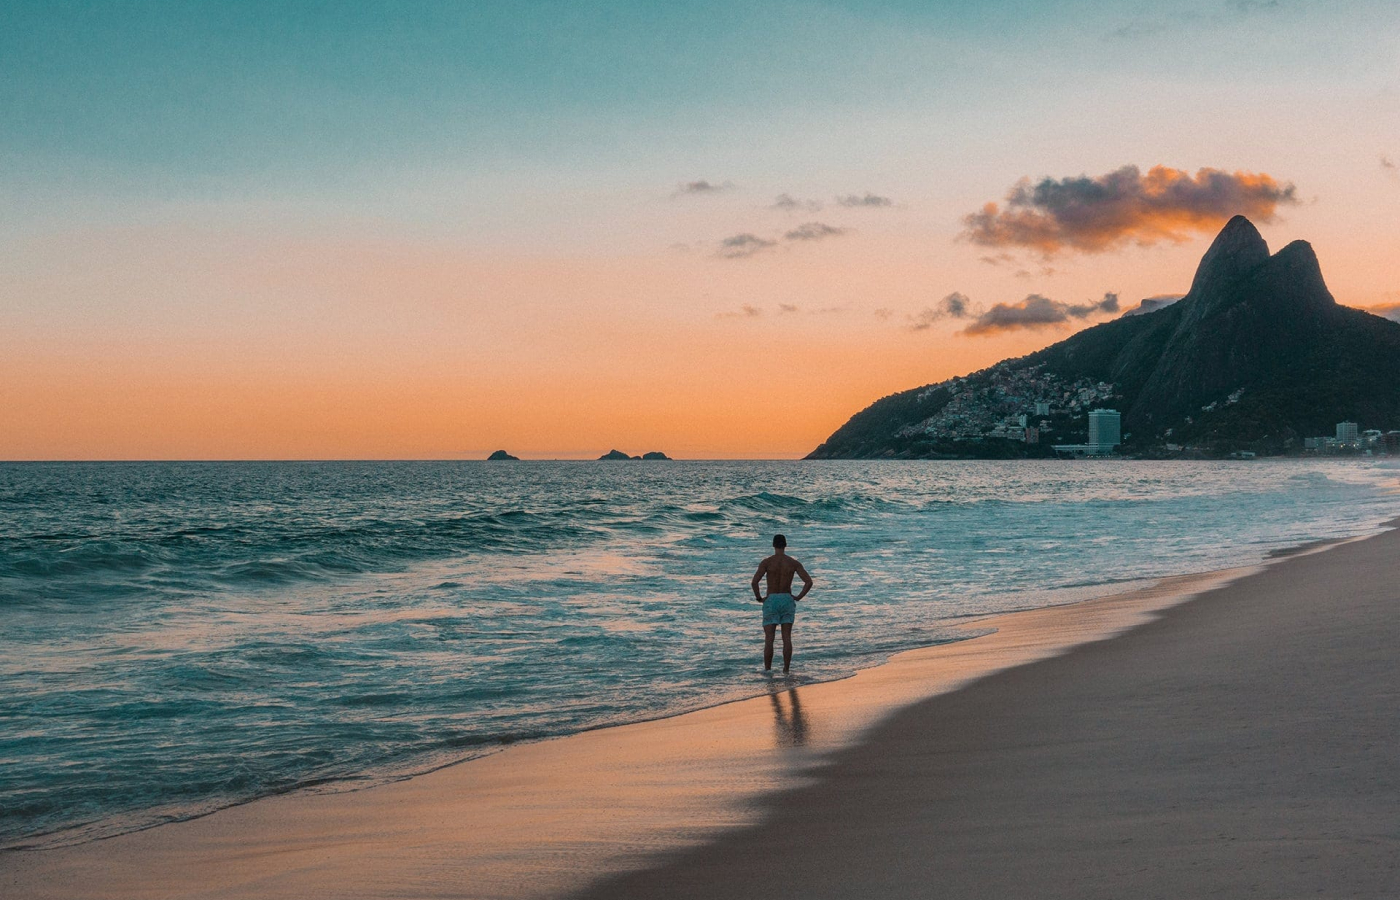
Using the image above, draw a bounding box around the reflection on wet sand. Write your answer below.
[769,688,809,747]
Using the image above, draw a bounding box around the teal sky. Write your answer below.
[6,1,1394,192]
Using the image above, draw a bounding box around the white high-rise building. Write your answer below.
[1088,409,1121,450]
[1034,401,1051,416]
[1336,421,1358,443]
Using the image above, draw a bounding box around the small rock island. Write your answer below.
[487,450,520,461]
[598,449,672,460]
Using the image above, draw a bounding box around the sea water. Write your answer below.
[2,459,1397,848]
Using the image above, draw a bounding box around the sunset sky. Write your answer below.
[3,0,1398,459]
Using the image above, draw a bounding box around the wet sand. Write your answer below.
[575,522,1400,900]
[5,528,1394,898]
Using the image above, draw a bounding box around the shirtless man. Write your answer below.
[751,534,813,674]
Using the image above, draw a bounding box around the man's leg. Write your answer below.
[763,624,777,671]
[780,622,793,673]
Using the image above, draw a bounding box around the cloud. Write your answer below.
[716,303,764,319]
[1384,156,1397,170]
[716,233,777,259]
[873,307,894,320]
[961,165,1298,254]
[963,292,1120,336]
[784,222,849,242]
[675,179,734,196]
[711,220,851,258]
[1111,1,1277,40]
[1122,294,1185,317]
[778,303,800,314]
[907,292,975,330]
[1365,302,1400,323]
[771,193,823,212]
[1109,18,1172,39]
[941,292,973,318]
[835,193,893,208]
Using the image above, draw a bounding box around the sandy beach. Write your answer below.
[577,521,1400,900]
[5,523,1398,899]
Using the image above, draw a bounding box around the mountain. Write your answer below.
[487,450,520,460]
[808,216,1400,458]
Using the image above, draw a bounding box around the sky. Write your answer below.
[2,0,1398,459]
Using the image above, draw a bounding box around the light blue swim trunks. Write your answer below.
[762,592,797,626]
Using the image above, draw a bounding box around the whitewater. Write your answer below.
[2,459,1398,848]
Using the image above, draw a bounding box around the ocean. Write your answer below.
[2,459,1397,849]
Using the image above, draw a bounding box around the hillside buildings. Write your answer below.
[901,364,1118,447]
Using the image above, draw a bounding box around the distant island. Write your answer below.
[599,450,672,460]
[487,450,520,461]
[808,216,1400,459]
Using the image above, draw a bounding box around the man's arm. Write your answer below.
[792,560,813,601]
[752,559,768,602]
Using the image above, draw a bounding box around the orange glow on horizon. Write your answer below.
[5,191,1396,461]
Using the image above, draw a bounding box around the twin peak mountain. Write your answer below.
[808,216,1400,458]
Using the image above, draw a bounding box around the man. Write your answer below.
[751,534,813,674]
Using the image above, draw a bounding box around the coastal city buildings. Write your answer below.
[892,361,1394,458]
[1303,422,1400,455]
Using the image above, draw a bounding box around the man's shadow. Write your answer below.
[769,688,809,748]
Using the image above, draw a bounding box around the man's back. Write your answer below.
[759,553,803,596]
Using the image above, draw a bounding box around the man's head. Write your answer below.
[773,534,787,550]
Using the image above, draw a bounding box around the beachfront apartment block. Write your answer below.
[1336,421,1359,442]
[1054,408,1122,458]
[1088,409,1122,450]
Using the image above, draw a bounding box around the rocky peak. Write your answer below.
[1249,238,1335,316]
[1267,239,1326,284]
[1186,215,1270,297]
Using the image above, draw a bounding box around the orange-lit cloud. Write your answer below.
[962,165,1298,254]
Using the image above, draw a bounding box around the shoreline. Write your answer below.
[574,517,1400,899]
[0,552,1267,854]
[6,524,1369,899]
